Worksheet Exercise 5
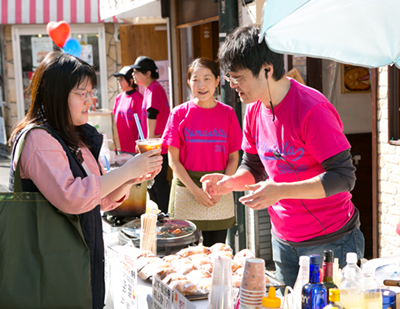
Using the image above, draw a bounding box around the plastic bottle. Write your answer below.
[362,263,382,309]
[322,288,344,309]
[99,136,111,171]
[292,256,310,309]
[341,252,364,284]
[262,287,281,309]
[339,267,364,309]
[302,255,327,309]
[322,250,338,295]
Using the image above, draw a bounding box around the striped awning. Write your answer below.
[0,0,122,24]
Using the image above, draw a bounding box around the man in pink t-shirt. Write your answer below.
[131,56,171,213]
[201,25,365,288]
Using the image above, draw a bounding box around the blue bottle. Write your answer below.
[302,255,327,309]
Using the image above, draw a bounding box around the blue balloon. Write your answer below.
[62,38,82,58]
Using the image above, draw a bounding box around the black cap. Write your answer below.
[130,56,158,72]
[323,250,334,263]
[112,66,133,78]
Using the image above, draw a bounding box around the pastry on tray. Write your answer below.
[168,279,198,296]
[209,242,232,253]
[176,245,211,257]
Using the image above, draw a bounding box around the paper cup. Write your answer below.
[239,304,262,309]
[240,289,266,296]
[239,294,264,301]
[240,297,263,306]
[240,258,266,292]
[240,296,263,305]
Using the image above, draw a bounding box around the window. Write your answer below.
[388,65,400,143]
[12,24,107,121]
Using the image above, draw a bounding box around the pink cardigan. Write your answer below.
[14,129,123,214]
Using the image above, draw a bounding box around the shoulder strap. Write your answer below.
[12,125,87,192]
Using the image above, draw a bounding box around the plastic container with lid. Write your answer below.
[363,263,382,309]
[381,289,396,309]
[341,252,364,284]
[292,256,310,309]
[261,287,281,309]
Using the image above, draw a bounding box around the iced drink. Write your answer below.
[135,138,162,154]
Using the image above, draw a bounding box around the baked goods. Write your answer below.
[169,279,198,296]
[210,243,232,253]
[234,249,255,266]
[176,245,211,257]
[130,245,268,296]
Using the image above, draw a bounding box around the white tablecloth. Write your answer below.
[103,227,208,309]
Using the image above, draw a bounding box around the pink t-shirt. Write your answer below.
[141,80,170,154]
[113,90,143,153]
[242,78,353,242]
[162,101,243,172]
[15,129,124,215]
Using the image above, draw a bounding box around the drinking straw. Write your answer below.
[134,113,145,141]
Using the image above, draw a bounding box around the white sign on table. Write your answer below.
[172,290,196,309]
[152,276,173,309]
[112,252,138,309]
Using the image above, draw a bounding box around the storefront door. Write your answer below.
[12,24,107,121]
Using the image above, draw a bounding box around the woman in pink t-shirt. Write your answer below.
[132,56,171,214]
[112,66,143,153]
[162,58,243,246]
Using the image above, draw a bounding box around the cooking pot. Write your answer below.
[105,181,147,218]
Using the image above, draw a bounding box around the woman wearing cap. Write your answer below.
[113,66,143,153]
[132,56,171,213]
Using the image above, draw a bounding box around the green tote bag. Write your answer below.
[0,129,92,309]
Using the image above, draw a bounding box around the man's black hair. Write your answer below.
[218,24,285,80]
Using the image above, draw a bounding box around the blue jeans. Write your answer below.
[272,228,365,288]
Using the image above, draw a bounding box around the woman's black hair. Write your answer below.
[187,58,219,80]
[218,24,285,80]
[136,68,159,80]
[9,51,97,150]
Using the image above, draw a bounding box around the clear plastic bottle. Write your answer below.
[292,256,310,309]
[339,267,364,309]
[341,252,364,284]
[323,288,344,309]
[363,263,382,309]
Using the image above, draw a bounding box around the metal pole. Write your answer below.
[218,0,246,253]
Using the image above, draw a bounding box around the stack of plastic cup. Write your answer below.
[207,254,233,309]
[239,258,266,308]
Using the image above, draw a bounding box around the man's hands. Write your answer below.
[200,173,235,198]
[201,173,283,210]
[238,181,282,210]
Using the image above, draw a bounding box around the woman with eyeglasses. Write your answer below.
[8,51,162,309]
[161,58,243,246]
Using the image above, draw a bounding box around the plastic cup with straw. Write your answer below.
[134,113,145,141]
[133,113,161,188]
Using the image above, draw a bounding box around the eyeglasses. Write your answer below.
[71,88,98,100]
[223,70,252,85]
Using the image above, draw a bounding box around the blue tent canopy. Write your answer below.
[260,0,400,68]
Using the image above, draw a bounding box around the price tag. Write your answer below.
[113,252,138,309]
[152,276,173,309]
[172,290,196,309]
